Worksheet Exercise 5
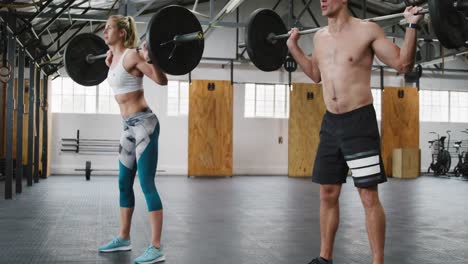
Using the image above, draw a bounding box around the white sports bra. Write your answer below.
[107,49,143,95]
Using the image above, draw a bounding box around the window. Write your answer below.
[449,91,468,123]
[51,77,97,113]
[419,90,449,122]
[371,88,382,120]
[244,83,290,118]
[97,81,120,114]
[167,80,189,116]
[51,77,119,114]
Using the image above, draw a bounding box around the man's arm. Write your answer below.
[287,28,321,83]
[371,6,424,74]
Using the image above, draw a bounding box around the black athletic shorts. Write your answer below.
[312,104,387,188]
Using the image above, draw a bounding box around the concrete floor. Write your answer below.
[0,175,467,264]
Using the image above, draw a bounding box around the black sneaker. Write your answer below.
[308,257,333,264]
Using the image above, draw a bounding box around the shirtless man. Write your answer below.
[286,1,424,263]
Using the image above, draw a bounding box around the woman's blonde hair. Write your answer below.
[109,15,138,48]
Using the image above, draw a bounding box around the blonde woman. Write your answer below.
[97,15,168,264]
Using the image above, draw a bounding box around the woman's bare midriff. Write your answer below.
[115,90,149,118]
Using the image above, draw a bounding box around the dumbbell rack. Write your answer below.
[60,130,119,155]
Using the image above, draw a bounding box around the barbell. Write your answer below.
[269,10,431,41]
[64,5,205,86]
[61,1,468,84]
[244,0,468,72]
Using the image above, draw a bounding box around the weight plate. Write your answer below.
[64,33,109,86]
[429,0,467,49]
[146,5,204,75]
[245,9,289,72]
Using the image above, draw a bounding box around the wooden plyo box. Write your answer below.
[392,148,420,179]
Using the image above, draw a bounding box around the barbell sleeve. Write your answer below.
[161,31,204,47]
[173,31,204,44]
[86,53,107,63]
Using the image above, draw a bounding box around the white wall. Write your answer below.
[233,83,289,175]
[51,67,292,176]
[51,77,190,175]
[51,66,468,176]
[49,0,468,175]
[51,113,121,174]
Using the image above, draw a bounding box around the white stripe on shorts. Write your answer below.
[347,155,380,169]
[351,164,381,178]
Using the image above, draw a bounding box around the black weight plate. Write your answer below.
[64,33,109,86]
[429,0,467,49]
[146,5,204,75]
[245,9,288,72]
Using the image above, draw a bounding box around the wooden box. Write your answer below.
[392,148,420,179]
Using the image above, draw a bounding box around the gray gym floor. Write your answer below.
[0,175,467,264]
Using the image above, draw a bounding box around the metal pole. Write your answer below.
[16,47,25,194]
[5,11,16,199]
[365,10,428,22]
[0,23,6,164]
[26,0,55,24]
[0,16,48,76]
[230,60,234,85]
[43,7,91,51]
[271,27,321,40]
[301,0,321,27]
[44,22,78,51]
[363,0,367,19]
[34,0,77,39]
[272,0,283,10]
[15,0,55,37]
[380,66,384,90]
[26,59,35,186]
[33,67,40,183]
[296,0,313,24]
[288,0,294,28]
[210,0,214,20]
[41,75,48,178]
[47,22,89,60]
[236,7,239,60]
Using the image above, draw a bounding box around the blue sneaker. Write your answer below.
[98,237,132,252]
[134,245,165,264]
